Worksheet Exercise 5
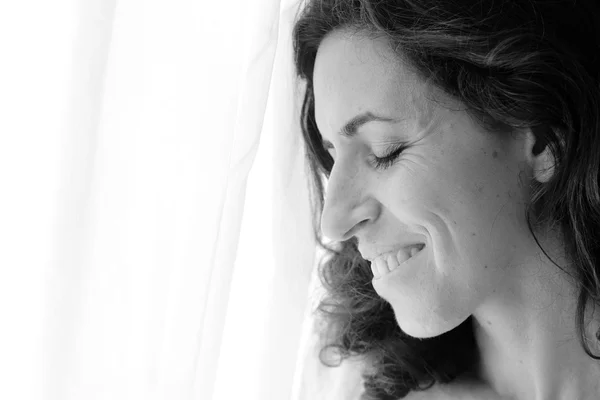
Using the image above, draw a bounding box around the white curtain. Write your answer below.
[0,0,357,399]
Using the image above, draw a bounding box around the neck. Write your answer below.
[471,231,600,400]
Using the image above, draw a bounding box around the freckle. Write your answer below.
[496,194,499,198]
[484,265,488,269]
[471,232,476,236]
[478,186,483,193]
[487,320,492,325]
[492,150,498,158]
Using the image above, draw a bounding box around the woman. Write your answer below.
[292,1,600,399]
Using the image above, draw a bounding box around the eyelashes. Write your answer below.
[369,143,407,170]
[321,142,408,172]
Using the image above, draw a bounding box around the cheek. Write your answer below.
[386,139,529,250]
[450,180,530,285]
[413,158,526,260]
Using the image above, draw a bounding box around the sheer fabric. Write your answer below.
[0,0,331,399]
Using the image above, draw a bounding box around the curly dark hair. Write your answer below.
[291,0,600,399]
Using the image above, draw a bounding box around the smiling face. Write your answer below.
[313,29,544,338]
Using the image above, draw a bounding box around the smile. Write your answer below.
[370,243,426,280]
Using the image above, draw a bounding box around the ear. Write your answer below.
[524,126,556,184]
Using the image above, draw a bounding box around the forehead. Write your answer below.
[313,30,430,137]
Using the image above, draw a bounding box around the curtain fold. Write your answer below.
[208,1,318,399]
[0,0,323,399]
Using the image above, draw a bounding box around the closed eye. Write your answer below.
[322,141,407,171]
[369,143,407,170]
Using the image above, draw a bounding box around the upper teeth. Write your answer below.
[371,244,424,279]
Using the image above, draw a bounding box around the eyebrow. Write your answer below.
[320,111,402,149]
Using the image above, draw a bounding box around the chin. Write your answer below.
[399,323,445,339]
[396,314,467,339]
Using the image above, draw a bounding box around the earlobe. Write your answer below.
[527,126,556,184]
[533,148,555,183]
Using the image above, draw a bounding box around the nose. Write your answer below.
[319,160,379,242]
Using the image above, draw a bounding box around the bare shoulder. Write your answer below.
[401,380,506,400]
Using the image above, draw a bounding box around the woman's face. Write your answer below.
[313,30,541,338]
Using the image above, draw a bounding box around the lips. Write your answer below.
[370,243,426,279]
